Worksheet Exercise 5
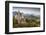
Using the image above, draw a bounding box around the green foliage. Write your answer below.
[13,16,18,28]
[13,16,40,28]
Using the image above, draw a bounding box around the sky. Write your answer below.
[13,7,40,16]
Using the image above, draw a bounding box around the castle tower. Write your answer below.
[17,10,21,24]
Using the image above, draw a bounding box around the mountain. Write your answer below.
[13,11,40,19]
[13,12,18,16]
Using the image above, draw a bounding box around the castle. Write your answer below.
[15,10,26,24]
